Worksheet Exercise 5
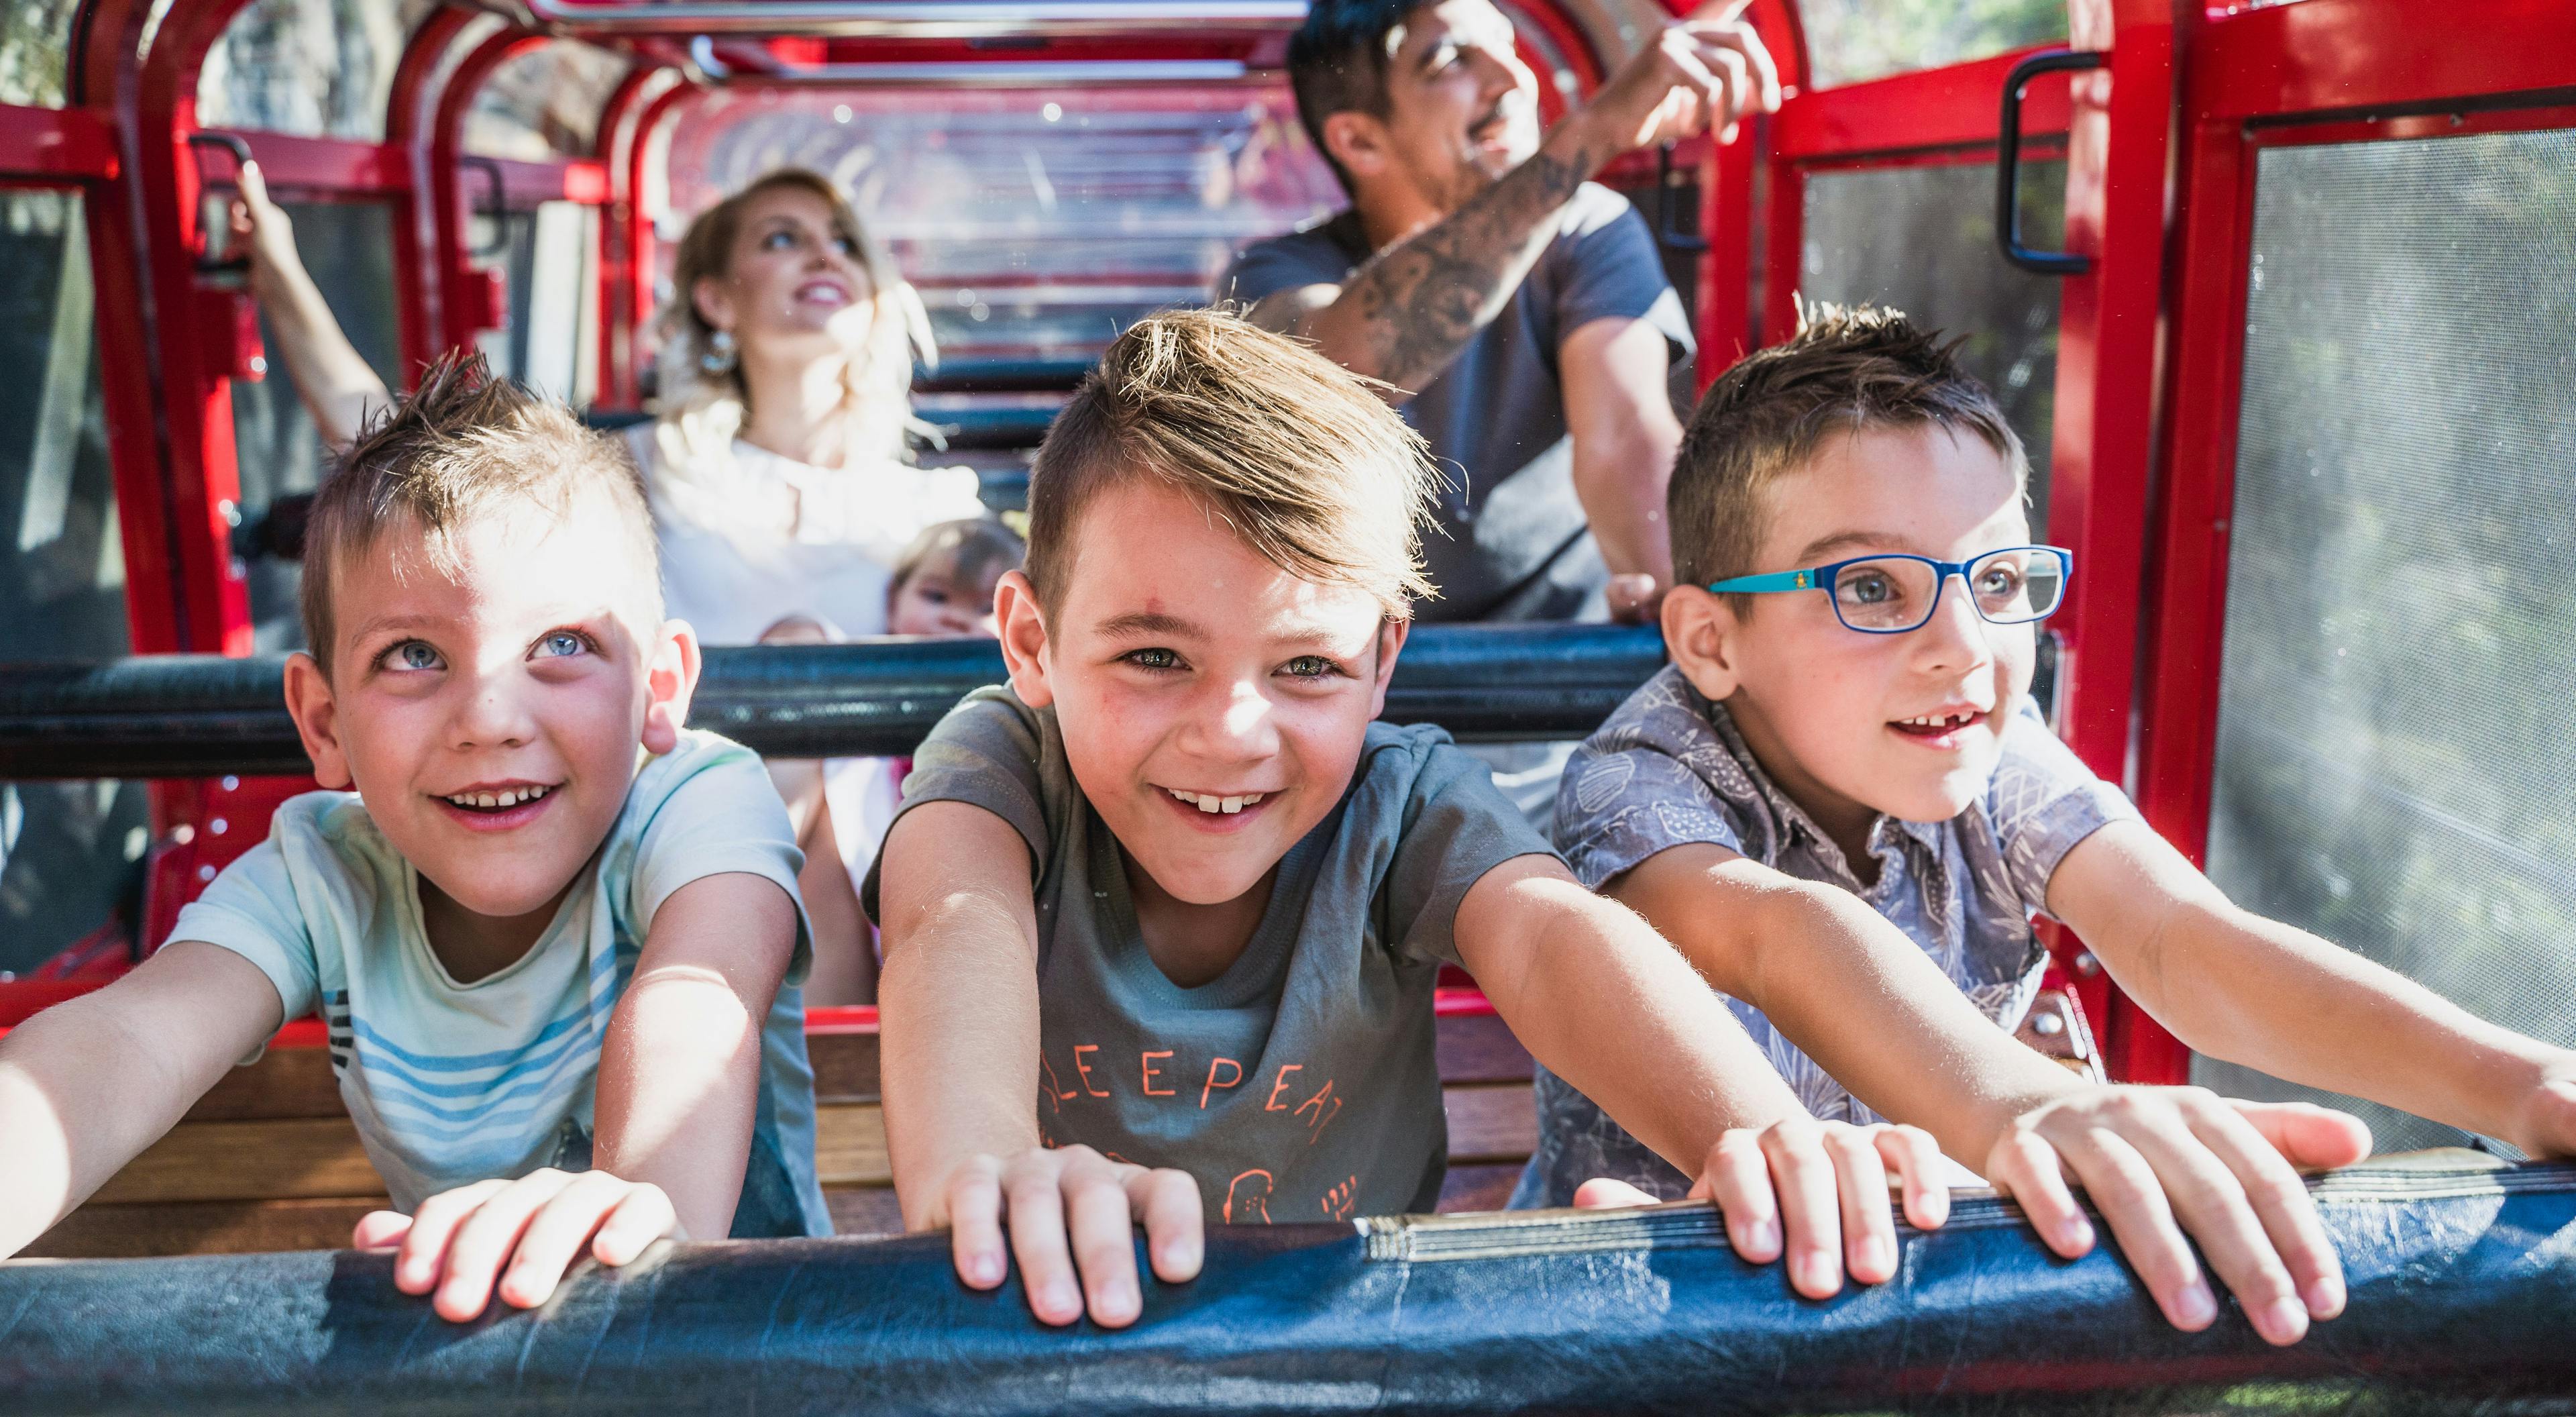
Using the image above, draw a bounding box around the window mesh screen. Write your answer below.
[1802,160,2063,534]
[2194,127,2576,1153]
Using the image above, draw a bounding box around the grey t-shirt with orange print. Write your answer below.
[861,686,1552,1224]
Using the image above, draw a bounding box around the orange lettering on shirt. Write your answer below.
[1320,1175,1359,1222]
[1073,1044,1110,1098]
[1264,1064,1303,1112]
[1141,1051,1175,1096]
[1224,1169,1275,1225]
[1201,1057,1243,1108]
[1039,1053,1077,1106]
[1294,1079,1342,1144]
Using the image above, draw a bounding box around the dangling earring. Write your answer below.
[700,327,738,376]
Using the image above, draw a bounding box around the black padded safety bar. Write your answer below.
[1996,48,2105,276]
[0,624,1668,779]
[4,1157,2572,1416]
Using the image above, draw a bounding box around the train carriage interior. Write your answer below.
[0,0,2570,1274]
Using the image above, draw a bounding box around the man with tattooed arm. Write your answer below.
[1222,0,1778,629]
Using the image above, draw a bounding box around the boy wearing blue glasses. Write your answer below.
[1526,305,2576,1345]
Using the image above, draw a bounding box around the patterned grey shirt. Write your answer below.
[1514,665,2139,1206]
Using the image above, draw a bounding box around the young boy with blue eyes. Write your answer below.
[0,355,830,1314]
[1529,304,2576,1345]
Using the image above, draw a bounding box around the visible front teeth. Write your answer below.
[447,784,551,809]
[1900,713,1979,729]
[1167,789,1265,815]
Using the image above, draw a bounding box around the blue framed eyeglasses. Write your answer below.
[1707,545,2075,634]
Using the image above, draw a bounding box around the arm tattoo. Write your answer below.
[1326,133,1602,394]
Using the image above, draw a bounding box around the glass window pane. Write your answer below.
[0,190,150,976]
[464,40,630,160]
[1799,158,2064,534]
[0,0,83,109]
[218,199,403,651]
[2196,127,2576,1153]
[476,200,599,407]
[196,0,443,141]
[1800,0,2067,90]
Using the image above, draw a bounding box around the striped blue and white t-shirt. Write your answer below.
[171,729,831,1235]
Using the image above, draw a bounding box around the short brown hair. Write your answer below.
[300,351,657,673]
[1025,309,1440,619]
[1671,303,2027,607]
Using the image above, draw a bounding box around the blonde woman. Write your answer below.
[638,168,984,645]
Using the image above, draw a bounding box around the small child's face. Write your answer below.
[286,505,692,923]
[1670,423,2035,831]
[889,549,1003,638]
[998,480,1401,907]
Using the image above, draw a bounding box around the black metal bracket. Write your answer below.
[185,132,256,275]
[1654,142,1709,256]
[1996,48,2104,275]
[459,154,512,259]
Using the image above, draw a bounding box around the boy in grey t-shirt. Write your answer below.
[867,310,1963,1332]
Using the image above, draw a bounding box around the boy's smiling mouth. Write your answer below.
[1163,786,1269,815]
[433,780,563,831]
[1888,708,1990,747]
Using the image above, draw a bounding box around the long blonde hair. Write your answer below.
[651,168,935,480]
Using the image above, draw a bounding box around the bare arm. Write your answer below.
[877,801,1201,1329]
[1250,7,1779,399]
[1609,844,2080,1159]
[2051,820,2576,1157]
[0,941,284,1258]
[1559,315,1684,596]
[1613,839,2366,1345]
[233,160,391,448]
[590,870,800,1241]
[1458,854,1805,1166]
[1457,853,1951,1298]
[877,802,1047,1208]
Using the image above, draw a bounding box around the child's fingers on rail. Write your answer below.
[1820,1122,1898,1286]
[1001,1149,1088,1326]
[2047,1126,2222,1335]
[1063,1154,1148,1327]
[1760,1120,1852,1300]
[493,1172,663,1310]
[2181,1099,2343,1321]
[2111,1108,2308,1347]
[943,1157,1010,1290]
[1693,1127,1782,1263]
[430,1169,582,1322]
[352,1209,413,1252]
[1126,1166,1203,1284]
[1982,1128,2094,1258]
[392,1177,511,1295]
[590,1182,680,1266]
[1872,1123,1951,1231]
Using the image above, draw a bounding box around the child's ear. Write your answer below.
[641,619,703,756]
[1661,585,1747,702]
[993,570,1055,708]
[1366,615,1410,719]
[282,651,353,790]
[1321,111,1393,185]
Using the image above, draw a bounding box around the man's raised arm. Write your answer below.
[1252,5,1779,399]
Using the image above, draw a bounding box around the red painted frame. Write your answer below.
[2133,0,2576,996]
